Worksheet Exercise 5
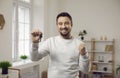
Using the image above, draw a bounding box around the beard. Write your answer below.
[59,28,71,38]
[60,31,70,37]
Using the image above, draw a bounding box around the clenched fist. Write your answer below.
[79,43,86,55]
[31,29,42,43]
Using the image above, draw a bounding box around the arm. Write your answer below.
[30,43,40,61]
[79,52,89,74]
[78,43,89,74]
[30,29,49,61]
[30,42,49,61]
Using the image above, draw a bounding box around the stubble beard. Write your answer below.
[60,31,71,39]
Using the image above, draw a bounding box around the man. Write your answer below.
[31,12,89,78]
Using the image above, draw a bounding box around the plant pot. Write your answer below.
[22,59,26,63]
[2,67,8,74]
[81,36,84,40]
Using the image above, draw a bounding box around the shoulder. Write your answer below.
[43,36,59,44]
[39,36,56,46]
[46,36,58,41]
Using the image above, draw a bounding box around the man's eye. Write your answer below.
[58,22,70,26]
[65,22,69,25]
[58,22,63,25]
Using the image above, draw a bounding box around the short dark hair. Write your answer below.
[56,12,73,26]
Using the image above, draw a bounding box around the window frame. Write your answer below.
[12,0,32,62]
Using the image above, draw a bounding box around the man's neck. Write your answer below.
[60,34,73,39]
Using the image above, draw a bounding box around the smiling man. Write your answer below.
[31,12,89,78]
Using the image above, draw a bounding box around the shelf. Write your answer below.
[84,39,114,42]
[92,40,113,42]
[88,51,112,54]
[92,70,112,73]
[92,61,112,64]
[86,39,115,78]
[83,40,91,42]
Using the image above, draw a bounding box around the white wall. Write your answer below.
[32,0,44,32]
[44,0,60,39]
[59,0,120,39]
[0,0,13,62]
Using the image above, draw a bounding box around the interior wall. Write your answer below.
[32,0,44,32]
[0,0,12,62]
[44,0,60,39]
[59,0,120,39]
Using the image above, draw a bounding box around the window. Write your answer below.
[19,0,31,3]
[12,0,31,61]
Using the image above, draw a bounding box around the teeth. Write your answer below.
[62,29,67,31]
[62,30,67,31]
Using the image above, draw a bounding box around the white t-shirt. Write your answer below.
[31,35,89,78]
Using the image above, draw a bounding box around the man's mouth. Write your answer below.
[61,28,68,31]
[61,29,68,33]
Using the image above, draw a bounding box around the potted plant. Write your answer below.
[78,30,87,40]
[0,61,12,74]
[116,65,120,75]
[20,55,28,62]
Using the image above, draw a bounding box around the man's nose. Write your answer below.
[61,23,66,28]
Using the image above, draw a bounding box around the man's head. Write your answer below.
[56,12,73,39]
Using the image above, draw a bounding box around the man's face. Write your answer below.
[57,16,72,37]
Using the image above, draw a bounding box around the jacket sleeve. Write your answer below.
[30,40,50,61]
[79,52,89,74]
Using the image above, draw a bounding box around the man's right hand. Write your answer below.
[31,29,42,43]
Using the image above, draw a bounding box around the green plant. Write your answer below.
[0,61,12,68]
[116,65,120,74]
[78,30,87,36]
[20,55,28,60]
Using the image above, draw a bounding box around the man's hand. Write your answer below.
[79,43,86,55]
[31,29,42,43]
